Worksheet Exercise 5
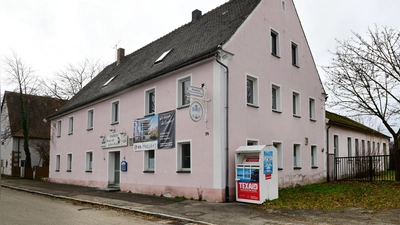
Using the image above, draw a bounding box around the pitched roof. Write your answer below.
[2,91,66,139]
[326,111,390,138]
[52,0,262,117]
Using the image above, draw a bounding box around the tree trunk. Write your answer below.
[19,90,32,168]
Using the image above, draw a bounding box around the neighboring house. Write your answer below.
[0,91,66,176]
[49,0,326,202]
[326,111,390,158]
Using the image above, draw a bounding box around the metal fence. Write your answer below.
[334,155,396,181]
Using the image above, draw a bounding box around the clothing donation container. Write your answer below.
[235,145,278,204]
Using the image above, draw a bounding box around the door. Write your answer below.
[108,151,120,185]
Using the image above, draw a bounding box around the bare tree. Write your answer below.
[324,25,400,180]
[3,52,41,168]
[44,58,104,100]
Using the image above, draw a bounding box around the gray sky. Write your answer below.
[1,0,400,95]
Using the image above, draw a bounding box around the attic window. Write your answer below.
[155,49,173,64]
[103,76,117,87]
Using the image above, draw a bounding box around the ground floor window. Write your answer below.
[56,155,60,172]
[144,150,155,172]
[67,153,72,172]
[311,145,317,168]
[273,142,283,170]
[293,144,301,169]
[86,151,93,172]
[177,141,191,172]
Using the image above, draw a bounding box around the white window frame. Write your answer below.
[291,41,299,67]
[111,100,120,124]
[347,137,352,157]
[270,29,280,57]
[57,120,62,137]
[334,135,339,157]
[273,142,283,170]
[293,143,301,169]
[246,74,259,107]
[85,151,93,172]
[144,150,155,172]
[282,0,286,12]
[271,84,281,112]
[355,138,359,156]
[67,153,72,172]
[55,155,60,172]
[177,75,191,108]
[87,109,94,130]
[377,142,380,155]
[309,97,316,121]
[383,143,387,155]
[292,91,301,117]
[145,87,156,116]
[177,140,191,172]
[246,139,259,146]
[311,145,317,167]
[362,140,366,156]
[68,116,74,135]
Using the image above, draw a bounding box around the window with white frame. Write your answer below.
[377,142,380,155]
[86,151,93,172]
[56,155,60,172]
[145,88,156,115]
[273,142,283,170]
[177,76,191,108]
[309,98,316,120]
[20,160,26,167]
[291,42,299,67]
[247,139,258,146]
[68,116,74,135]
[144,150,155,172]
[355,139,359,156]
[271,29,280,56]
[373,142,375,154]
[334,135,339,157]
[271,84,281,112]
[362,140,365,156]
[177,142,191,172]
[347,137,352,157]
[57,120,62,137]
[311,145,317,167]
[293,144,301,169]
[111,101,119,124]
[292,92,300,117]
[383,143,387,155]
[87,109,94,130]
[67,153,72,172]
[367,141,371,155]
[246,75,258,106]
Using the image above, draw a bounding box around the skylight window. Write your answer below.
[103,76,117,87]
[155,49,173,64]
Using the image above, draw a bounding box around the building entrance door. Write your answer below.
[108,151,120,188]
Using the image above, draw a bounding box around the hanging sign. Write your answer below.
[188,86,204,97]
[101,133,128,149]
[189,101,203,122]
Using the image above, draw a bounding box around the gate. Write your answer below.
[333,155,395,181]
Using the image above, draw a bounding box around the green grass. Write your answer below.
[258,181,400,211]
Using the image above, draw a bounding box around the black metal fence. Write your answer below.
[334,155,396,181]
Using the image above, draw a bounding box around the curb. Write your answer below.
[1,184,216,225]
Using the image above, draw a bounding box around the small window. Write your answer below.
[355,139,359,156]
[377,142,380,155]
[86,151,93,172]
[383,143,387,155]
[273,142,283,170]
[57,120,62,137]
[155,49,173,64]
[372,142,375,154]
[144,150,155,172]
[177,76,191,108]
[271,84,281,112]
[67,153,72,172]
[347,137,352,157]
[177,142,191,172]
[87,109,94,130]
[271,29,280,57]
[293,144,301,169]
[246,75,258,106]
[292,92,300,117]
[367,141,371,155]
[309,98,316,120]
[103,76,117,87]
[145,88,156,115]
[247,139,258,146]
[291,42,299,67]
[111,101,119,124]
[362,140,366,156]
[56,155,60,172]
[68,116,74,135]
[20,160,26,167]
[334,135,339,157]
[311,145,317,167]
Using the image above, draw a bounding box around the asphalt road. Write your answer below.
[0,187,188,225]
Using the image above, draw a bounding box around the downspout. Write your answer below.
[215,48,230,202]
[326,123,331,182]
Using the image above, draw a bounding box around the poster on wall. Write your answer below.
[133,110,175,151]
[237,167,260,201]
[264,151,273,180]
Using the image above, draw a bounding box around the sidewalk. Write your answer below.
[2,177,400,225]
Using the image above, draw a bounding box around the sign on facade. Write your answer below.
[188,86,204,97]
[101,133,128,149]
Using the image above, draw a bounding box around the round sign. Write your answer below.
[189,101,203,122]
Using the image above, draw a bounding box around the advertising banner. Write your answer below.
[264,151,273,180]
[237,167,260,201]
[101,133,128,149]
[133,110,175,151]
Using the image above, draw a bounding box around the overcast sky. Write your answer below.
[1,0,400,96]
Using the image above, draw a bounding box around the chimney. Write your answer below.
[117,48,125,64]
[192,9,202,22]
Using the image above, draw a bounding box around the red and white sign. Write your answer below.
[245,158,259,162]
[237,182,260,201]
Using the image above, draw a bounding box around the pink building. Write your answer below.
[49,0,326,202]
